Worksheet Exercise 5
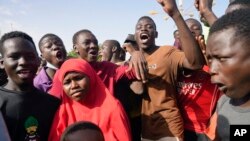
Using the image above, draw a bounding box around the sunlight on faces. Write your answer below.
[135,17,158,50]
[74,32,99,62]
[1,38,39,86]
[100,42,113,62]
[63,71,90,101]
[39,36,66,68]
[207,28,250,99]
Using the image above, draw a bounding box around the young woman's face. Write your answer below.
[63,71,90,101]
[0,37,39,87]
[39,36,67,68]
[206,28,250,99]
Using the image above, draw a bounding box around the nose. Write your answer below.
[18,56,28,65]
[52,44,60,51]
[89,42,97,49]
[209,60,218,76]
[71,80,79,88]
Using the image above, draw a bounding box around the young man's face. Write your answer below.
[63,71,90,101]
[134,18,157,51]
[39,36,67,68]
[100,40,113,62]
[206,28,250,99]
[0,37,40,86]
[186,19,202,37]
[73,32,99,62]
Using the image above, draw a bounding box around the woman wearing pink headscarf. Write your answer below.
[48,59,131,141]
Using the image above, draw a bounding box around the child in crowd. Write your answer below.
[173,30,182,50]
[49,59,131,141]
[60,121,104,141]
[205,9,250,141]
[0,31,60,141]
[100,39,125,65]
[34,33,67,92]
[176,18,221,141]
[49,29,147,98]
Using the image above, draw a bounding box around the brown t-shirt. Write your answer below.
[141,46,185,139]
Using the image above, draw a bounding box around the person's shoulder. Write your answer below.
[217,95,230,110]
[34,89,60,104]
[157,45,183,55]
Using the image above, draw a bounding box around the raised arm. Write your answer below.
[194,0,218,26]
[157,0,204,70]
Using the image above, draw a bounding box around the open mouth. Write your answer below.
[17,69,34,79]
[216,83,228,94]
[140,33,149,43]
[89,50,98,57]
[55,51,65,61]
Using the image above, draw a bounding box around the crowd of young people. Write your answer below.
[0,0,250,141]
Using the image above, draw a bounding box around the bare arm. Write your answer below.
[157,0,204,70]
[194,0,218,26]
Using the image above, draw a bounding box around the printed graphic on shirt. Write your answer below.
[148,64,157,70]
[24,116,40,141]
[177,82,202,95]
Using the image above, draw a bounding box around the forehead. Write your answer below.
[102,41,114,47]
[77,32,96,41]
[2,37,36,54]
[137,18,155,26]
[186,19,201,28]
[207,28,245,55]
[40,36,62,45]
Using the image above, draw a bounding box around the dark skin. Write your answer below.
[0,37,40,92]
[39,36,67,80]
[100,40,121,64]
[207,28,250,108]
[194,0,217,26]
[139,0,204,70]
[74,31,148,82]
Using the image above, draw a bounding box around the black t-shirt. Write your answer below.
[0,69,7,86]
[0,87,60,141]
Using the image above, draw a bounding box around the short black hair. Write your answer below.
[0,31,36,55]
[185,18,203,34]
[229,0,250,7]
[72,29,92,44]
[209,9,250,43]
[137,16,157,30]
[60,121,104,141]
[173,30,179,36]
[38,33,63,51]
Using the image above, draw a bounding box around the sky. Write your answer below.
[0,0,228,53]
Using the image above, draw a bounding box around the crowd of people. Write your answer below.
[0,0,250,141]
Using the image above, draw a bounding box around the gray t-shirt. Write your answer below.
[216,95,250,141]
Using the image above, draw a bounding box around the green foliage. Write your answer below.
[67,49,77,58]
